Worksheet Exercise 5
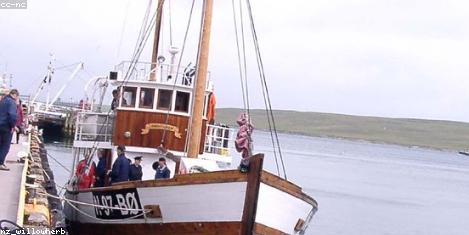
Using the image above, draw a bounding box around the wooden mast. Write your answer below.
[150,0,165,81]
[187,0,213,158]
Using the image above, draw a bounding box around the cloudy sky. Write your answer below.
[1,0,469,122]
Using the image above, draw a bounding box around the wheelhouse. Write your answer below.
[72,61,233,167]
[110,61,213,154]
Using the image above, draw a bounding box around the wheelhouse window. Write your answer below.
[122,86,137,107]
[157,89,173,110]
[139,88,155,109]
[175,91,190,113]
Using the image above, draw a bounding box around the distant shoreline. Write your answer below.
[254,127,455,153]
[216,108,469,152]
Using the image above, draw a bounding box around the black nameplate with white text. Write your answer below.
[92,188,144,219]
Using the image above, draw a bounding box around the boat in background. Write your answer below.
[28,60,84,132]
[64,0,318,234]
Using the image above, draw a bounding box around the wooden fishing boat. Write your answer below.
[64,0,318,234]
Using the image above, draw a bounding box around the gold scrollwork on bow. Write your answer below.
[141,123,182,138]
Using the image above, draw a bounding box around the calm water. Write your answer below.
[45,131,469,235]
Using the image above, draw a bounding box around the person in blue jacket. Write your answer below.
[153,157,170,179]
[109,145,130,184]
[0,89,19,171]
[129,156,143,181]
[94,149,107,187]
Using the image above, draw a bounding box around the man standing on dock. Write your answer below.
[0,89,19,171]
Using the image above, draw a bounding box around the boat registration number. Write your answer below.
[92,188,144,219]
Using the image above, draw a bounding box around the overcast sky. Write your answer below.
[1,0,469,122]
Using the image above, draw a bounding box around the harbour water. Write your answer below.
[45,131,469,235]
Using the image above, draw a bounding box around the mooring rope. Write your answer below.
[0,219,27,233]
[28,188,154,222]
[64,200,150,223]
[29,189,149,213]
[46,152,71,173]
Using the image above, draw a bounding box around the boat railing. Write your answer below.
[74,112,113,142]
[114,61,212,89]
[29,101,74,113]
[204,124,235,156]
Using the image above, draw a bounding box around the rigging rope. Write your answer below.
[54,62,82,71]
[131,0,153,62]
[232,0,275,173]
[78,3,161,178]
[239,0,251,117]
[245,0,288,179]
[168,0,174,46]
[231,0,247,112]
[116,0,132,60]
[156,0,196,153]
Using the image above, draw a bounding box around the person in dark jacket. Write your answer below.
[109,145,130,184]
[111,89,119,110]
[94,149,107,187]
[0,89,19,171]
[153,157,170,179]
[14,99,24,144]
[129,156,143,181]
[111,89,127,110]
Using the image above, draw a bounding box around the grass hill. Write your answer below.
[215,108,469,151]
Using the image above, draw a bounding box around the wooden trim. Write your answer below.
[241,154,264,235]
[260,171,318,207]
[254,223,287,235]
[144,205,162,219]
[294,218,305,232]
[68,221,242,235]
[78,170,248,193]
[112,110,207,153]
[78,161,317,207]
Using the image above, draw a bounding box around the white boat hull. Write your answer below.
[64,155,318,234]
